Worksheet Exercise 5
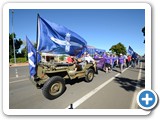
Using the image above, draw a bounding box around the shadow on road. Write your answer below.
[65,78,84,85]
[112,69,121,73]
[114,77,145,92]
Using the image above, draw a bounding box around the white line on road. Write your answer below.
[137,63,143,82]
[65,67,129,109]
[9,78,29,84]
[130,62,143,109]
[9,75,27,80]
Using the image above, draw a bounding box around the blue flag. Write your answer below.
[86,46,105,57]
[37,16,87,57]
[26,36,41,77]
[95,49,106,55]
[132,52,137,59]
[128,46,134,55]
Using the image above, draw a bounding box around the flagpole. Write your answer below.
[35,13,40,77]
[36,14,40,51]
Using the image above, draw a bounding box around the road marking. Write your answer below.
[65,67,129,109]
[130,62,142,109]
[9,75,27,80]
[15,68,19,78]
[9,78,29,84]
[137,63,142,83]
[130,89,139,109]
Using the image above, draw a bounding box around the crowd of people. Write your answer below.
[65,51,140,73]
[94,52,140,73]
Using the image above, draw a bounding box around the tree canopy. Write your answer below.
[109,42,127,55]
[9,33,23,59]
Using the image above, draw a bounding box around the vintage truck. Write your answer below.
[30,56,97,100]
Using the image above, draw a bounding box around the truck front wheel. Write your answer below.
[42,76,66,100]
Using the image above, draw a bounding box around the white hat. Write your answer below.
[120,53,122,55]
[84,52,87,54]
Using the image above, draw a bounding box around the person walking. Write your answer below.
[94,52,99,60]
[118,53,126,73]
[110,54,113,70]
[127,55,131,67]
[112,54,118,68]
[131,52,137,68]
[104,53,111,73]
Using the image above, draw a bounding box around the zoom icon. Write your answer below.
[137,89,158,110]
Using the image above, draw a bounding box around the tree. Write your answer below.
[142,27,145,43]
[109,42,127,55]
[21,42,37,61]
[9,33,15,59]
[9,33,23,59]
[21,46,28,60]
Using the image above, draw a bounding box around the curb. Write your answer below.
[9,63,29,67]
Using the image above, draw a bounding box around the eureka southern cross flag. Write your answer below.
[26,36,41,77]
[37,15,87,57]
[128,46,134,55]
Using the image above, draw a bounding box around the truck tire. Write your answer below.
[42,76,66,100]
[85,68,94,82]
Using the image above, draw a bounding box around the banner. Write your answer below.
[26,36,41,77]
[37,15,87,57]
[128,46,134,55]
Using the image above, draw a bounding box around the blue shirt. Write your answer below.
[105,56,111,64]
[113,56,117,62]
[119,56,125,64]
[94,54,99,59]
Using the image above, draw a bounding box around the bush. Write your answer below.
[10,57,27,63]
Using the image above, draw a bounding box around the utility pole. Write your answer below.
[12,9,16,64]
[12,10,18,77]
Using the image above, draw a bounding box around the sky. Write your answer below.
[9,9,145,55]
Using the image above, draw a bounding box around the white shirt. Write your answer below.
[85,56,94,63]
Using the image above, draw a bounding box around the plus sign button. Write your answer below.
[137,89,158,110]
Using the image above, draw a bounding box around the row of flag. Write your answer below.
[27,15,87,77]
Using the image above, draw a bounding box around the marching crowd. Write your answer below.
[94,52,140,73]
[66,51,140,73]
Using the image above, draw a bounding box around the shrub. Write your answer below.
[10,57,27,63]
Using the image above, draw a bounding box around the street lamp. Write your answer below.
[12,9,16,64]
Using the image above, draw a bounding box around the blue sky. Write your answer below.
[9,9,145,55]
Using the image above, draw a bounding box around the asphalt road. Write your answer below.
[9,62,145,109]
